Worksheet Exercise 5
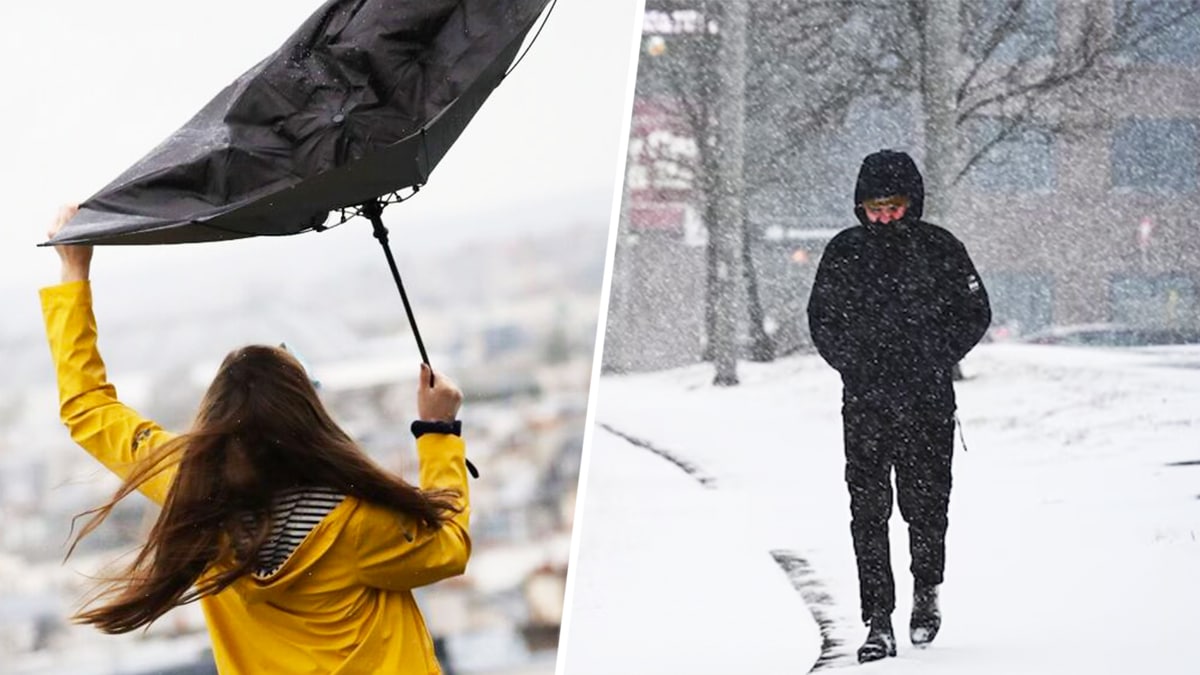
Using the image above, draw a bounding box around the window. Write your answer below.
[986,272,1054,335]
[1111,119,1198,192]
[964,118,1056,192]
[1110,275,1197,328]
[1116,0,1200,65]
[962,0,1057,62]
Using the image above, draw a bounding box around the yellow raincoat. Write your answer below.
[41,280,471,674]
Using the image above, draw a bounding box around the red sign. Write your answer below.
[627,98,698,233]
[1137,217,1154,250]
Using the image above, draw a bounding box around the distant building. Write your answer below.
[949,3,1200,335]
[606,1,1200,371]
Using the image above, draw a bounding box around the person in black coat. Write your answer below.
[806,149,991,663]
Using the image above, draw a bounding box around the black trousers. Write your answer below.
[843,402,955,623]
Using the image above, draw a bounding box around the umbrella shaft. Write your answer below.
[364,201,433,383]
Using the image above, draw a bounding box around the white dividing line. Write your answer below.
[554,1,648,673]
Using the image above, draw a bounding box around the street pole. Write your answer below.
[711,0,749,386]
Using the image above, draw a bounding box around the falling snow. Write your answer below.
[565,343,1200,674]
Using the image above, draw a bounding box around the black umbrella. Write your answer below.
[50,0,552,247]
[46,0,556,477]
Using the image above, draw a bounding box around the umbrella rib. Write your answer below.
[503,0,559,78]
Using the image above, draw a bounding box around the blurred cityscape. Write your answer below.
[0,221,607,674]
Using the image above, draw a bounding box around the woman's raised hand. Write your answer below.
[416,364,462,422]
[48,204,93,283]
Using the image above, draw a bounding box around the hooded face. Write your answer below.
[863,195,909,224]
[854,150,925,228]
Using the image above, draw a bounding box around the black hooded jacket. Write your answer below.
[807,150,991,406]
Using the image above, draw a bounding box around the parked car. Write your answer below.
[1021,323,1200,347]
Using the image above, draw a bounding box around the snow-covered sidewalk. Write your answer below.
[562,344,1200,674]
[560,425,819,674]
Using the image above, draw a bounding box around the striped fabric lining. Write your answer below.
[246,486,346,578]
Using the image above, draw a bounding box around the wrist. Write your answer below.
[61,265,90,283]
[411,419,462,438]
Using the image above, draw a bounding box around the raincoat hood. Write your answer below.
[854,149,925,228]
[226,501,353,605]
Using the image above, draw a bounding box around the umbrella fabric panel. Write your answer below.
[52,0,548,245]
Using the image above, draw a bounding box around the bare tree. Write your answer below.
[710,0,751,385]
[749,0,1200,215]
[634,1,773,378]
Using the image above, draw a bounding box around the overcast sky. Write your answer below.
[0,0,642,295]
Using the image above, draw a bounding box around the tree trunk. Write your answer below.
[710,0,749,386]
[702,186,720,362]
[742,198,775,361]
[921,0,962,223]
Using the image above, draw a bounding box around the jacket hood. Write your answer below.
[854,149,925,228]
[228,498,355,605]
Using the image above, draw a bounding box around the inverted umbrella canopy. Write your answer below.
[45,0,555,481]
[47,0,551,246]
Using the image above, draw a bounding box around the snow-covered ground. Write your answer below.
[561,344,1200,674]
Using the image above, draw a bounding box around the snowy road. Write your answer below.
[561,345,1200,674]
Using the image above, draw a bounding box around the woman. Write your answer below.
[42,205,471,674]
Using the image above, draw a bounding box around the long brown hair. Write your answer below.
[68,345,460,634]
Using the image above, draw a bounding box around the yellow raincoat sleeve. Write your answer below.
[353,433,472,591]
[40,281,177,506]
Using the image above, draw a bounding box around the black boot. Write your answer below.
[910,584,941,647]
[857,613,897,663]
